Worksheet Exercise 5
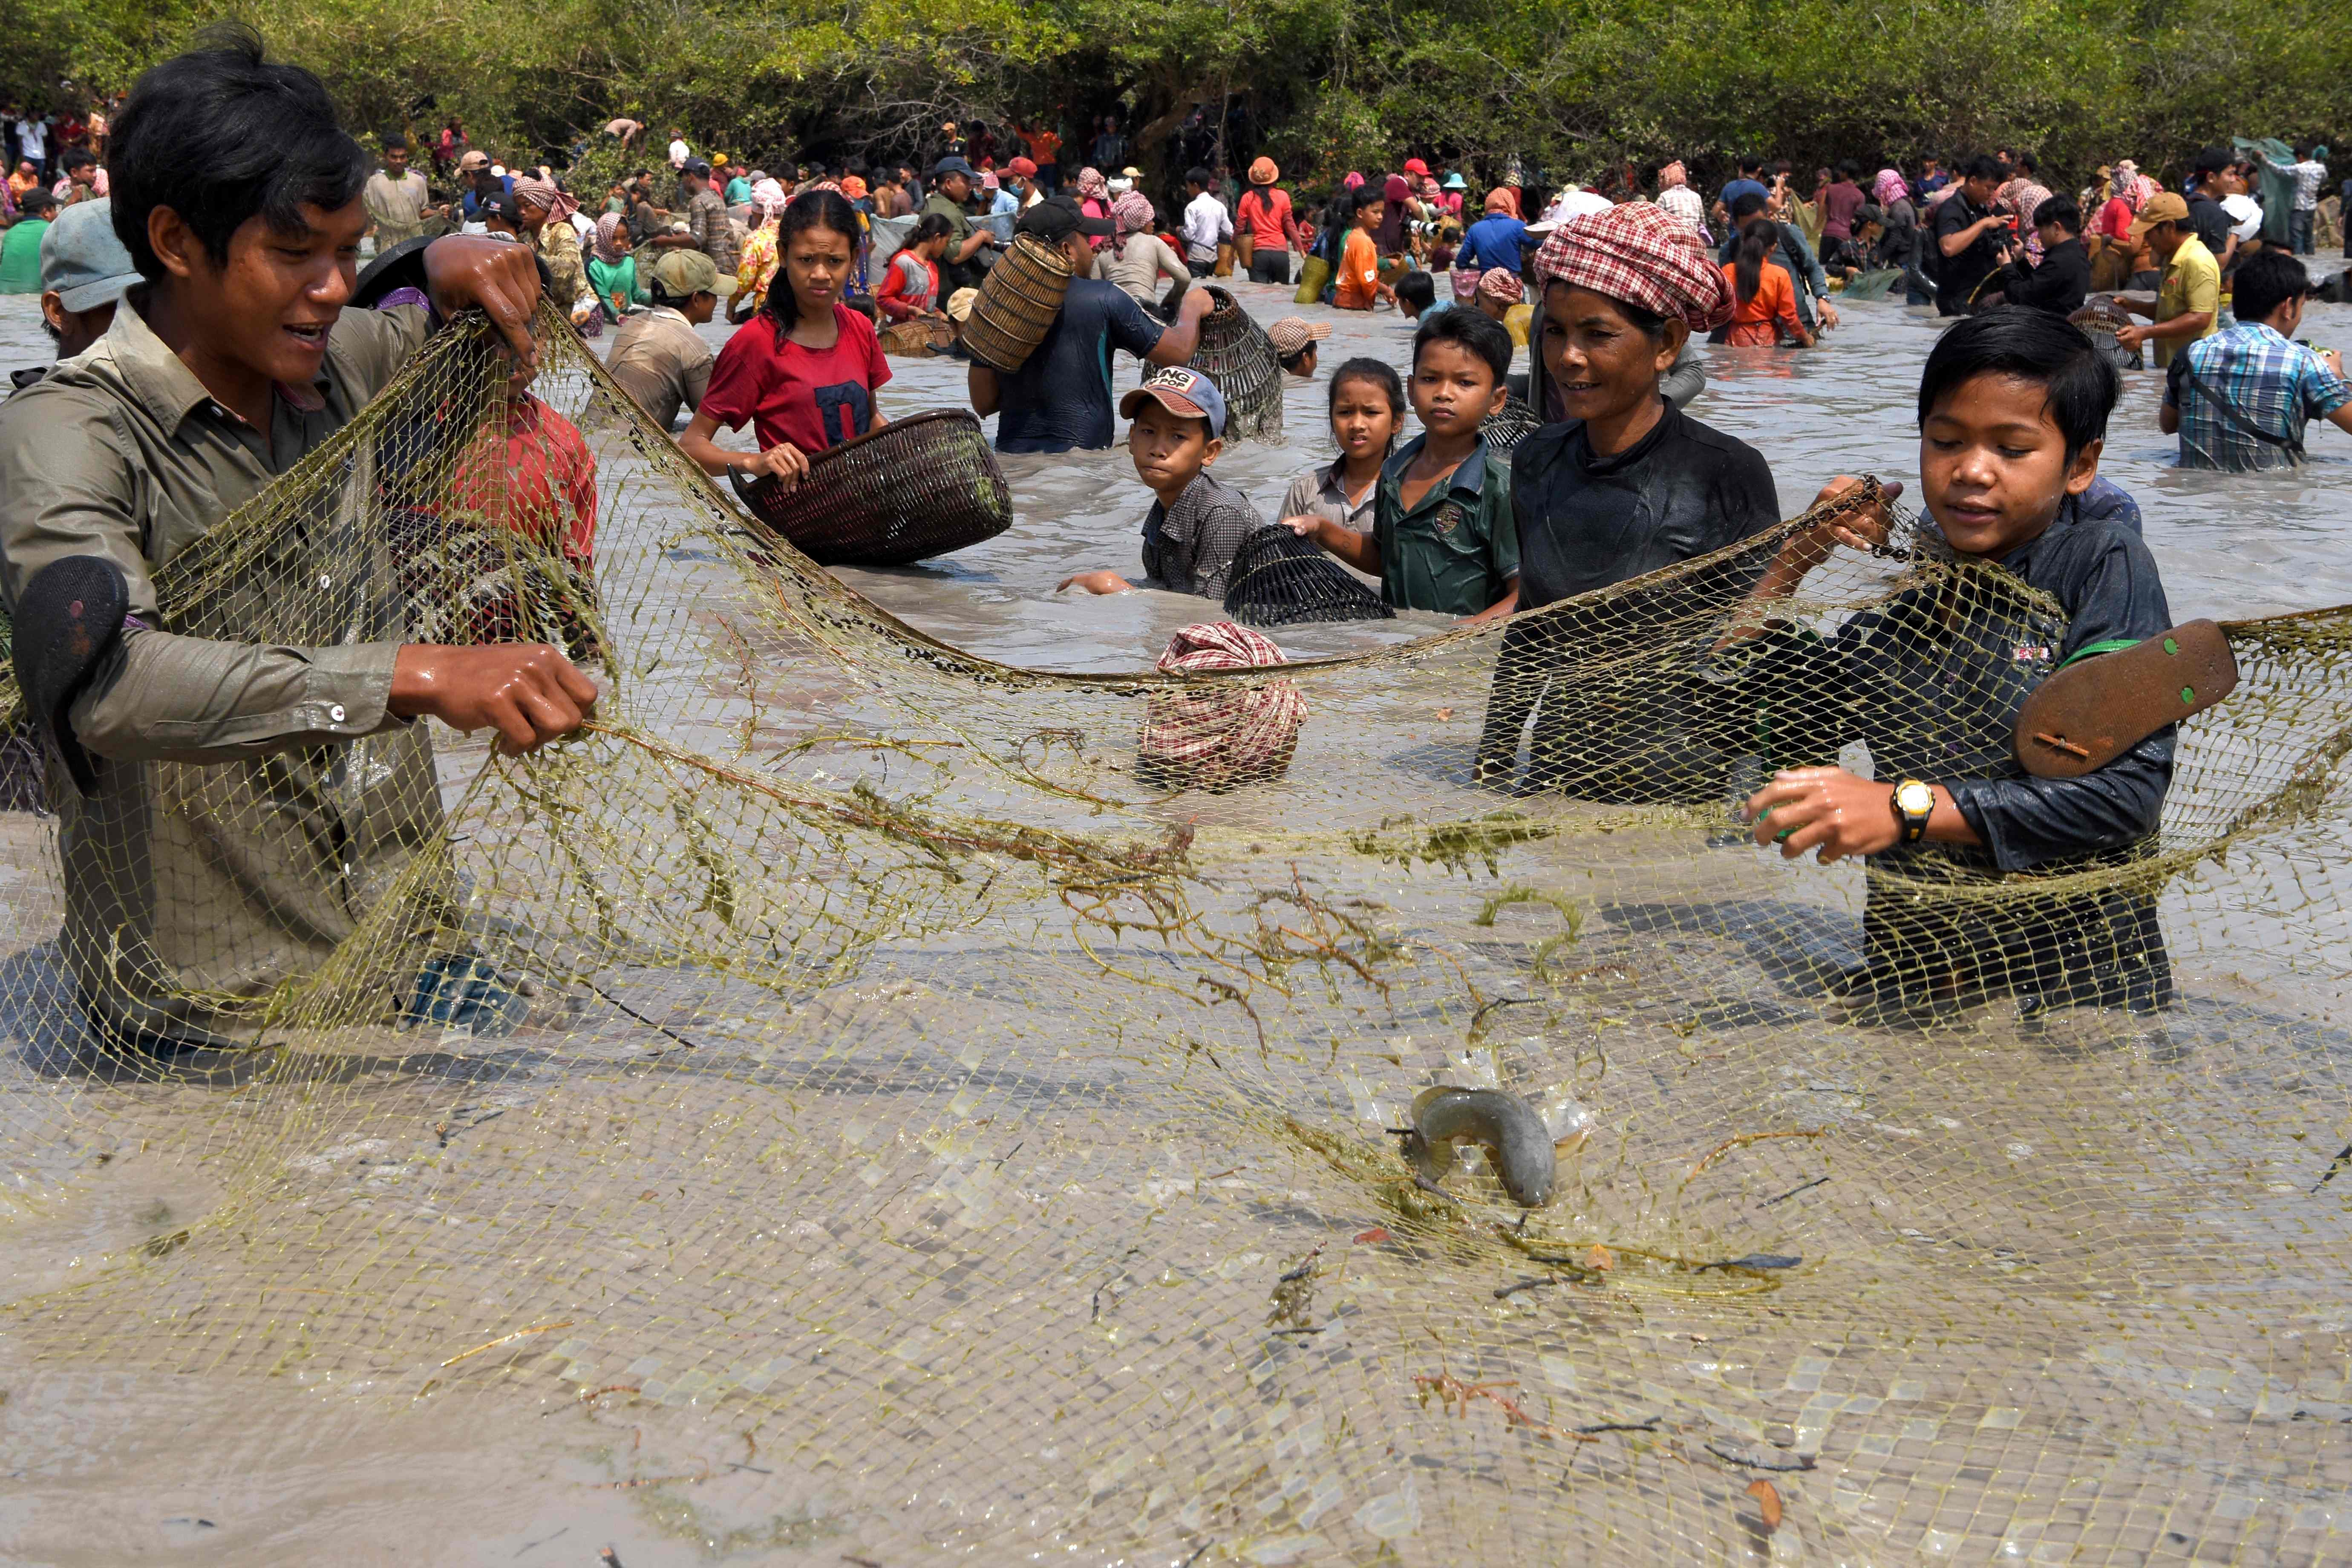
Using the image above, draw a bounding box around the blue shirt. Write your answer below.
[993,277,1165,453]
[1455,215,1528,274]
[2163,320,2351,471]
[1719,178,1769,213]
[460,175,514,220]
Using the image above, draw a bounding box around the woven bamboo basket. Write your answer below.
[1189,287,1286,444]
[1222,525,1394,627]
[1479,393,1541,453]
[962,233,1073,374]
[878,317,957,357]
[2069,301,2143,371]
[726,409,1013,568]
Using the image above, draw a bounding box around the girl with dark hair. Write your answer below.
[682,188,891,490]
[1720,216,1811,347]
[875,212,952,320]
[1277,357,1404,535]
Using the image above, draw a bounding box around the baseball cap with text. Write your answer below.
[1119,365,1227,438]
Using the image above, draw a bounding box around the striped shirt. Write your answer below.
[2164,322,2351,472]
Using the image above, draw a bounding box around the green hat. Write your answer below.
[651,249,736,299]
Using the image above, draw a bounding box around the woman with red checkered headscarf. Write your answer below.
[1474,201,1788,800]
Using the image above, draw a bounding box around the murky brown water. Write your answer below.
[2,271,2351,1567]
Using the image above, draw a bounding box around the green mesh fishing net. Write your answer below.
[5,306,2352,1562]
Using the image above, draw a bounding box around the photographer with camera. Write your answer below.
[1931,155,2012,315]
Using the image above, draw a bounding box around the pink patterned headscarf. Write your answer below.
[511,175,577,224]
[1874,168,1908,207]
[1533,200,1735,332]
[1075,167,1110,203]
[1476,267,1525,304]
[1658,161,1689,190]
[751,177,788,221]
[1112,189,1156,236]
[592,211,627,263]
[1137,623,1306,793]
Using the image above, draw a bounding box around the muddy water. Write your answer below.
[2,271,2352,1566]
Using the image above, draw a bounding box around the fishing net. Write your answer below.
[10,305,2352,1562]
[726,408,1012,567]
[1192,285,1287,444]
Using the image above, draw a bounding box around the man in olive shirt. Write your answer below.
[923,156,999,291]
[606,250,729,429]
[0,32,586,1049]
[362,136,438,249]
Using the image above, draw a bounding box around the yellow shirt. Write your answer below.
[1504,300,1533,347]
[2153,234,2220,368]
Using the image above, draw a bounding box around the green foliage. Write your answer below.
[0,0,2341,193]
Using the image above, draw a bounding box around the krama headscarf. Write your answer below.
[1483,187,1521,217]
[1136,623,1306,793]
[1476,267,1525,304]
[1113,189,1156,236]
[1533,200,1735,332]
[1658,161,1690,189]
[511,175,578,224]
[1874,167,1908,207]
[751,177,788,222]
[1075,167,1110,203]
[592,211,627,263]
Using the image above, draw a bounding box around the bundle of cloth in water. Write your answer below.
[1136,622,1307,791]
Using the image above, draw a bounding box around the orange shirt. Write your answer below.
[1335,228,1381,309]
[1720,260,1801,346]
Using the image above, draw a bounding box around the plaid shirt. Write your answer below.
[2263,155,2326,210]
[2165,322,2352,472]
[1141,472,1262,599]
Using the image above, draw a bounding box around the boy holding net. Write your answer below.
[1723,310,2175,1017]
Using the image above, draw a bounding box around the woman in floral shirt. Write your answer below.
[732,179,790,319]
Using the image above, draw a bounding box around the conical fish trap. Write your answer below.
[962,232,1073,375]
[2070,300,2143,371]
[1480,392,1541,453]
[1190,286,1285,444]
[1221,524,1395,627]
[729,408,1012,567]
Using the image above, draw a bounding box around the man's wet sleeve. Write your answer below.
[0,382,406,767]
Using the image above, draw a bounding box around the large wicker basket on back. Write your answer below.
[962,233,1073,374]
[727,409,1013,568]
[1188,287,1285,444]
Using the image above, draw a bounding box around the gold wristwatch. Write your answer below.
[1891,778,1935,844]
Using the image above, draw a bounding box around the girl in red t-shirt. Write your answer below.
[875,214,951,320]
[683,189,892,491]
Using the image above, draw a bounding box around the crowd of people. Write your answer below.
[0,30,2346,1041]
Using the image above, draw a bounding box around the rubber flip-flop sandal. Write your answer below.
[2015,619,2237,779]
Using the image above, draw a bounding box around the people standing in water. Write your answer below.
[2161,249,2351,471]
[1266,316,1330,380]
[1478,202,1779,796]
[682,190,889,490]
[873,213,951,321]
[1278,357,1404,535]
[1721,215,1813,347]
[1283,310,1520,621]
[1104,190,1190,311]
[968,196,1212,454]
[2112,192,2219,369]
[606,250,728,431]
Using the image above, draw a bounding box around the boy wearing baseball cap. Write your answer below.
[606,250,732,430]
[1055,365,1263,601]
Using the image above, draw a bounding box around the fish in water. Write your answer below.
[1403,1087,1559,1207]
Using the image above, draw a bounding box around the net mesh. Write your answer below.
[8,306,2352,1561]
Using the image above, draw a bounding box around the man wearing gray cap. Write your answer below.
[38,196,142,360]
[607,249,732,429]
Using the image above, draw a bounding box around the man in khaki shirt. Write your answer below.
[0,32,587,1049]
[605,249,728,429]
[362,137,438,249]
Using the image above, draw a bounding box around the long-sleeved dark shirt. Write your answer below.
[1995,236,2090,315]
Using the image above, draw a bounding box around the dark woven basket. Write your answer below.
[1189,287,1285,444]
[2069,302,2143,371]
[963,233,1072,375]
[1221,525,1395,627]
[1480,393,1541,453]
[727,409,1013,568]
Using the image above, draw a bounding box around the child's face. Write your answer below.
[1920,373,2098,557]
[1128,401,1219,493]
[1410,340,1505,440]
[1356,199,1386,231]
[1329,377,1398,465]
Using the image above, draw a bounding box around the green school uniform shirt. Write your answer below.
[1374,433,1518,616]
[0,217,50,293]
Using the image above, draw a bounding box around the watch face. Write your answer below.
[1897,780,1935,816]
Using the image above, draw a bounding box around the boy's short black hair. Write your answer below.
[1414,304,1512,386]
[2032,195,2080,233]
[2010,150,2036,174]
[2230,248,2313,326]
[382,135,407,153]
[60,148,94,172]
[1729,190,1767,222]
[1737,155,1763,174]
[2193,144,2230,179]
[1393,269,1435,317]
[1961,154,2004,183]
[1917,310,2119,463]
[1184,165,1212,187]
[109,22,369,281]
[19,186,56,215]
